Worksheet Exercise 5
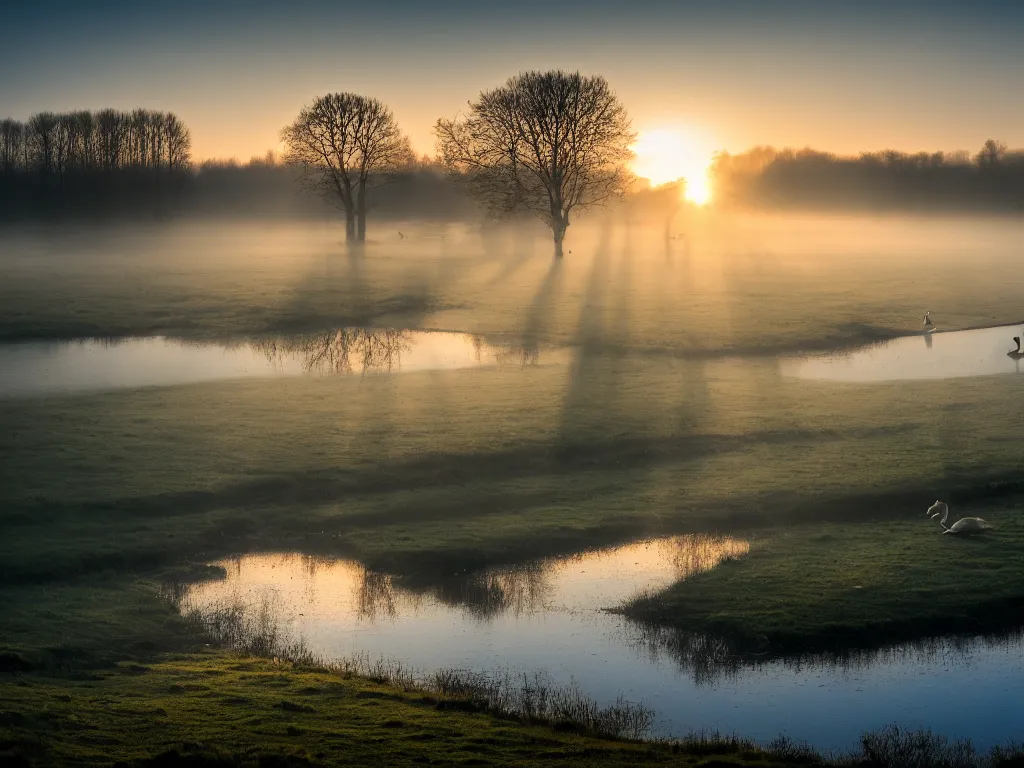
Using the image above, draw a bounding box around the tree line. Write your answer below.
[0,108,191,175]
[4,75,1022,251]
[2,72,635,258]
[711,140,1024,213]
[0,149,477,222]
[0,108,194,216]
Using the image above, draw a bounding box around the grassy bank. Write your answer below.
[0,654,743,767]
[622,499,1024,652]
[4,652,1024,766]
[0,578,806,766]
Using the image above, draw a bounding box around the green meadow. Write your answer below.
[2,213,1024,763]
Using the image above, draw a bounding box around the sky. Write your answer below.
[2,0,1022,164]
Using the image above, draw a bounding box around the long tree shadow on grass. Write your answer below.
[260,241,467,337]
[11,422,1024,588]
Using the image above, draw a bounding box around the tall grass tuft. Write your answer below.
[172,591,315,665]
[765,734,824,764]
[427,668,653,740]
[857,725,978,768]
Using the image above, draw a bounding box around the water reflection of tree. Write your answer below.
[356,570,400,621]
[252,328,412,376]
[623,619,1024,688]
[431,563,550,621]
[351,561,550,623]
[366,536,748,626]
[624,623,740,687]
[470,334,540,369]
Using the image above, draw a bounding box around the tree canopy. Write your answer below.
[436,70,635,257]
[281,93,412,242]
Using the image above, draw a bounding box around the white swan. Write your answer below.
[932,502,994,535]
[926,500,947,519]
[923,311,935,333]
[1009,336,1024,359]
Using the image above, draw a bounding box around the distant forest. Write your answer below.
[710,140,1024,213]
[0,109,476,222]
[3,108,1023,221]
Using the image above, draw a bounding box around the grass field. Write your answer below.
[2,214,1023,352]
[0,652,782,767]
[2,212,1024,761]
[622,498,1024,650]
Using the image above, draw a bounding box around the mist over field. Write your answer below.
[4,2,1024,764]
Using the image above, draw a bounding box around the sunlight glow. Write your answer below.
[631,128,714,204]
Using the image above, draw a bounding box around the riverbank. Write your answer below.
[5,649,1024,767]
[0,653,725,767]
[621,500,1024,653]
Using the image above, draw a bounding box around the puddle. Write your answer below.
[0,330,569,397]
[780,323,1024,382]
[180,535,1024,750]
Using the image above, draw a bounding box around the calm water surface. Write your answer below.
[782,323,1024,382]
[4,321,1023,399]
[0,330,569,397]
[183,537,1024,751]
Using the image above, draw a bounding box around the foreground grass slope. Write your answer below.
[4,654,1023,767]
[0,655,795,767]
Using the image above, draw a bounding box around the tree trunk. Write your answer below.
[344,210,356,242]
[356,181,367,241]
[552,215,568,258]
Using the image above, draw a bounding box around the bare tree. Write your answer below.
[96,109,125,172]
[976,139,1007,169]
[26,112,58,175]
[0,119,24,174]
[281,93,412,243]
[435,70,635,257]
[163,113,192,170]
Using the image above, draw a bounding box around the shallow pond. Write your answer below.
[5,320,1024,399]
[182,536,1024,751]
[0,330,569,397]
[782,323,1024,382]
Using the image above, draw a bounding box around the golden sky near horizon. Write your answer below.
[3,0,1022,196]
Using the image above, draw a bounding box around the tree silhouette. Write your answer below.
[976,139,1007,169]
[2,108,190,176]
[709,141,1024,212]
[0,119,24,174]
[436,70,635,258]
[281,93,413,243]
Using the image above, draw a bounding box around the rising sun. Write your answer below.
[630,128,714,205]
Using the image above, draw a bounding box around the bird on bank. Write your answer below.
[923,311,935,333]
[1009,336,1024,359]
[929,501,994,535]
[398,231,406,239]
